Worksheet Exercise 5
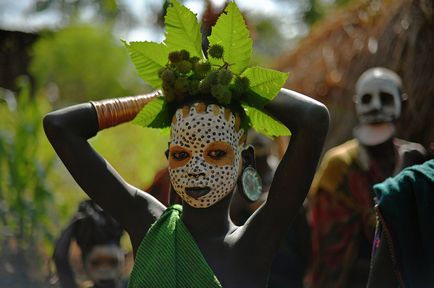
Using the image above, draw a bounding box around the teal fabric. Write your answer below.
[374,159,434,287]
[128,204,222,288]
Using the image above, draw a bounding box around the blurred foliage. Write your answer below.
[33,0,137,29]
[30,24,146,106]
[253,18,286,59]
[0,79,55,245]
[0,76,168,284]
[35,0,118,17]
[90,125,169,190]
[0,78,58,285]
[304,0,325,25]
[292,0,356,26]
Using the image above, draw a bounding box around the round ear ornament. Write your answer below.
[238,166,263,202]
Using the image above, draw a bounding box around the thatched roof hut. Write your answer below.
[274,0,434,152]
[0,30,39,92]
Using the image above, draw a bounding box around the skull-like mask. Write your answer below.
[353,67,404,146]
[354,67,403,124]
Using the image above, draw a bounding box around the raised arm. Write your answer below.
[241,88,329,256]
[43,94,166,248]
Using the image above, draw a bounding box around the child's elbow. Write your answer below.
[307,102,330,135]
[43,112,65,139]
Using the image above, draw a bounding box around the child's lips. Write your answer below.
[185,187,211,199]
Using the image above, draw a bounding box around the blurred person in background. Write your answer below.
[367,159,434,288]
[53,199,126,288]
[307,67,426,287]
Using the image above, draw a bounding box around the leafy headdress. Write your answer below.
[123,0,290,138]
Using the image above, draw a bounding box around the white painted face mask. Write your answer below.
[169,103,244,208]
[353,67,403,146]
[354,67,403,124]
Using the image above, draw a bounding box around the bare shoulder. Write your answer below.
[395,138,427,155]
[127,186,166,252]
[131,187,166,220]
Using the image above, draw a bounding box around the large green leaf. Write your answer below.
[242,66,288,102]
[164,0,203,58]
[132,97,171,129]
[208,2,252,74]
[123,40,169,88]
[242,104,291,138]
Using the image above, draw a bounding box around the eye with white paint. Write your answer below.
[172,150,190,161]
[204,141,235,166]
[168,145,192,169]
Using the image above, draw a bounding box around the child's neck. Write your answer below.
[181,194,235,240]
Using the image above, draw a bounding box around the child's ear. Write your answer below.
[241,145,256,168]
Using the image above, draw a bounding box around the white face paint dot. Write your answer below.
[168,103,244,208]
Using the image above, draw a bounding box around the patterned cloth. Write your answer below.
[372,159,434,287]
[307,139,424,288]
[128,204,222,288]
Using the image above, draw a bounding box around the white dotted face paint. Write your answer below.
[169,103,244,208]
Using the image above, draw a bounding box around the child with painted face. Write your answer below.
[45,90,328,288]
[43,2,329,287]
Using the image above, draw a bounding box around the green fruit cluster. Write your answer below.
[208,44,224,59]
[158,45,250,105]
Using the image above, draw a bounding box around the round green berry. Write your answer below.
[189,56,200,65]
[194,61,211,76]
[220,89,232,105]
[189,80,200,95]
[176,60,192,74]
[179,50,190,60]
[211,84,225,98]
[199,79,211,94]
[174,77,189,93]
[211,84,231,105]
[208,44,224,59]
[169,51,182,63]
[218,69,233,85]
[206,70,219,85]
[161,69,175,84]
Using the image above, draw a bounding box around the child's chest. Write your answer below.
[196,238,269,288]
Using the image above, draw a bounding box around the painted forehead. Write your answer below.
[171,103,244,147]
[356,79,401,96]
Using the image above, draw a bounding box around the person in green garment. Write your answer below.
[43,1,329,287]
[367,159,434,287]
